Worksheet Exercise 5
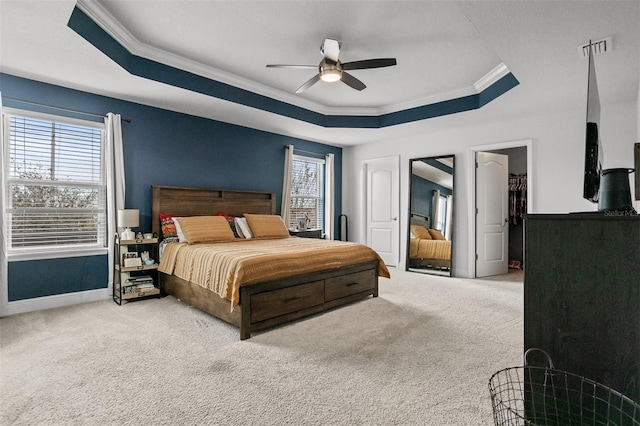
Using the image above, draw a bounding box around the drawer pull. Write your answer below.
[284,297,300,304]
[346,282,358,287]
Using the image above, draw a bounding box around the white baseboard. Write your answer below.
[4,288,111,316]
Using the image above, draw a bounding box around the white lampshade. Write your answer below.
[117,209,139,228]
[117,209,139,240]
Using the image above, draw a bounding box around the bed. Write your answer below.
[408,214,451,270]
[151,185,390,339]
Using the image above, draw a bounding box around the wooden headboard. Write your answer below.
[151,185,276,239]
[410,213,430,228]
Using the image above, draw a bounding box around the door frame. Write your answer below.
[468,139,534,278]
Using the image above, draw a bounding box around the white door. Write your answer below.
[365,156,399,266]
[476,152,509,277]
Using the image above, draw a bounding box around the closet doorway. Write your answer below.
[469,140,533,278]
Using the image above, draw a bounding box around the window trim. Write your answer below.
[8,247,109,262]
[2,107,107,261]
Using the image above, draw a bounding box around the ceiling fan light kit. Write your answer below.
[319,62,342,82]
[267,38,397,93]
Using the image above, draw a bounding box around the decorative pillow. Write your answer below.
[159,213,179,242]
[235,217,252,239]
[244,214,289,239]
[410,225,431,239]
[176,216,236,244]
[215,212,240,238]
[428,229,447,240]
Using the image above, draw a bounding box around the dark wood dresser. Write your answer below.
[524,213,640,401]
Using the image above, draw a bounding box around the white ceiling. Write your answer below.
[0,1,638,146]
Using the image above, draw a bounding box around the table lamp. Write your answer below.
[117,209,139,240]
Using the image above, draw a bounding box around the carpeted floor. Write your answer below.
[0,269,523,425]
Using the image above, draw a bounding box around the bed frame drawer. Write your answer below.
[250,280,324,323]
[325,269,376,301]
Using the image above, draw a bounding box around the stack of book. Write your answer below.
[123,275,155,294]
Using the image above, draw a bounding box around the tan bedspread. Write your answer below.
[159,237,390,310]
[409,238,451,260]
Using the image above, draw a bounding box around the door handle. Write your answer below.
[391,217,398,221]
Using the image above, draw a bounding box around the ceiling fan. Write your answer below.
[266,38,397,94]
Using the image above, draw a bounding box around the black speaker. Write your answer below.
[599,168,634,212]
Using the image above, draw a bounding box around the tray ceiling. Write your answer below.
[0,1,637,146]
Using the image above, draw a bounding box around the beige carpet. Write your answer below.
[1,269,523,425]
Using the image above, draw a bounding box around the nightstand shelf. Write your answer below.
[113,235,160,305]
[121,286,160,300]
[117,263,159,273]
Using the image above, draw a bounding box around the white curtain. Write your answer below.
[281,144,294,226]
[324,153,334,240]
[445,194,453,240]
[432,189,441,230]
[105,113,126,289]
[0,92,7,316]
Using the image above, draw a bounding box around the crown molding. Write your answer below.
[75,0,335,115]
[74,0,513,119]
[68,3,518,129]
[365,62,511,116]
[474,62,510,93]
[377,86,478,116]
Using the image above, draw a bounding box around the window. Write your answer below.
[3,109,106,255]
[288,155,325,231]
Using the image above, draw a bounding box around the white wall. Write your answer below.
[342,100,637,278]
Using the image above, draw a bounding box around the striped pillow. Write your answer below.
[244,214,289,239]
[176,216,235,244]
[428,229,446,240]
[411,225,431,239]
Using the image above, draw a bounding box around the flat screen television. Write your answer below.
[583,42,603,203]
[584,123,602,202]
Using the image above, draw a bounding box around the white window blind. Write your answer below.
[289,155,325,231]
[3,109,106,252]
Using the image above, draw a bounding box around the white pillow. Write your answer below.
[235,217,252,239]
[172,217,187,242]
[235,219,245,238]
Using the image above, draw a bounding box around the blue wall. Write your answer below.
[1,73,342,301]
[410,158,453,220]
[410,175,453,220]
[8,256,108,301]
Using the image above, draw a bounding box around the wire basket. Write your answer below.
[489,349,640,426]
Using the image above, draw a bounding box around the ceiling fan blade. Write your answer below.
[295,74,321,93]
[341,72,366,91]
[342,58,397,70]
[266,64,317,69]
[322,38,340,62]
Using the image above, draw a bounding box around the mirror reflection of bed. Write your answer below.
[407,155,454,277]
